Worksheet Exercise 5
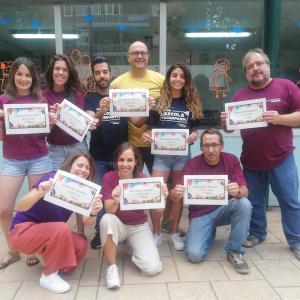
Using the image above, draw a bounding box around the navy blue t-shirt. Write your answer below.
[147,97,201,131]
[85,92,128,161]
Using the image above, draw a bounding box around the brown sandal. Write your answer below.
[0,252,21,269]
[26,255,40,267]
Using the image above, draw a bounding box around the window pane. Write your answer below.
[167,0,264,127]
[0,4,55,92]
[61,1,160,92]
[279,0,300,88]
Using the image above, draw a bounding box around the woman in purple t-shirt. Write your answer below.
[9,151,103,293]
[100,142,168,289]
[0,57,53,270]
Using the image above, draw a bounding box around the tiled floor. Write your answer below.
[1,207,300,300]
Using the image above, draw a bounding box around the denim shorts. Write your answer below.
[48,141,88,171]
[1,155,53,176]
[153,152,191,172]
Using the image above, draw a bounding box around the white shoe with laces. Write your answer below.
[153,233,163,246]
[39,272,70,293]
[106,264,120,289]
[171,232,185,251]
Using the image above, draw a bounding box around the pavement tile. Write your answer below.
[124,256,178,284]
[275,287,300,300]
[212,280,281,300]
[176,260,228,281]
[0,281,22,300]
[14,280,79,300]
[80,258,101,286]
[168,282,217,300]
[76,286,98,300]
[97,283,169,300]
[254,259,300,287]
[254,244,294,259]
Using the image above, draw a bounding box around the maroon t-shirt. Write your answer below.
[0,94,48,159]
[102,171,148,225]
[177,152,247,221]
[232,78,300,171]
[43,88,85,145]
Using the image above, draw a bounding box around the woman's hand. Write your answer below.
[148,96,157,110]
[187,131,198,144]
[112,185,121,206]
[141,130,152,145]
[89,118,100,131]
[38,179,53,196]
[90,195,103,216]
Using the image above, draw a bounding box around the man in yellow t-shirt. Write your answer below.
[110,41,165,174]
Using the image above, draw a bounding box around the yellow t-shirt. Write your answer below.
[110,70,165,147]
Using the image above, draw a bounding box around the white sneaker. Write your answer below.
[106,264,120,289]
[153,233,163,246]
[39,272,70,293]
[171,232,185,251]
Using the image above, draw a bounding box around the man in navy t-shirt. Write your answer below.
[85,57,128,249]
[171,129,252,274]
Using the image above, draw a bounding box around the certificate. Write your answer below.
[151,128,189,156]
[184,175,228,205]
[119,177,165,210]
[109,89,149,117]
[44,170,101,217]
[225,98,267,130]
[3,103,50,134]
[56,99,94,142]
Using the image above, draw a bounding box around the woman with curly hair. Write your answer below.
[142,63,203,251]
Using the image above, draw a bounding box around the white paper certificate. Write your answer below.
[151,128,189,156]
[119,177,165,210]
[44,170,101,216]
[225,98,267,130]
[3,103,50,134]
[109,89,149,117]
[56,99,94,142]
[184,175,228,205]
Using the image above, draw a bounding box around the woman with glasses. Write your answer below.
[142,63,203,251]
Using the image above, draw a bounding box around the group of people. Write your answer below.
[0,41,299,294]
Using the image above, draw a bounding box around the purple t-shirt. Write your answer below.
[102,171,147,225]
[0,94,48,159]
[10,172,72,230]
[177,152,247,221]
[43,88,86,145]
[232,78,300,170]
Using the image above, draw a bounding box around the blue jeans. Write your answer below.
[185,198,252,263]
[244,153,300,247]
[94,160,114,233]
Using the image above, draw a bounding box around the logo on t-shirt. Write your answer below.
[160,109,189,125]
[102,112,120,124]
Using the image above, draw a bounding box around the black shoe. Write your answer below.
[90,233,101,249]
[290,247,300,260]
[227,252,249,274]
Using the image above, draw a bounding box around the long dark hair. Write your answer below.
[113,142,143,178]
[158,63,203,119]
[5,57,42,100]
[59,150,96,181]
[45,54,82,102]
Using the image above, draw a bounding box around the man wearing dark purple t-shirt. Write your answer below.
[221,48,300,259]
[171,129,252,274]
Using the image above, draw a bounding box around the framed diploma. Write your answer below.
[184,175,228,205]
[225,98,267,130]
[3,103,50,134]
[119,177,165,210]
[44,170,101,217]
[151,128,189,156]
[56,99,94,142]
[109,89,149,117]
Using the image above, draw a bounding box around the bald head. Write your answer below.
[127,41,149,74]
[128,41,148,54]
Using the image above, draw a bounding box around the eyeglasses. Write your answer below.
[128,51,148,57]
[245,61,267,71]
[201,143,222,150]
[54,67,69,73]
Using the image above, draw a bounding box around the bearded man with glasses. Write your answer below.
[221,48,300,260]
[171,128,252,274]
